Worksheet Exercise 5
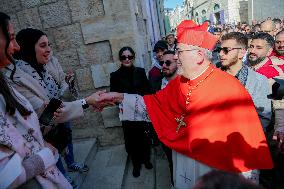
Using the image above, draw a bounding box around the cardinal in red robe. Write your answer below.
[144,20,273,173]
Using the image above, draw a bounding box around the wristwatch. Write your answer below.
[81,99,89,109]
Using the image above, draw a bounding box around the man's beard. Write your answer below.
[247,54,266,66]
[221,56,239,69]
[276,49,284,56]
[163,70,176,78]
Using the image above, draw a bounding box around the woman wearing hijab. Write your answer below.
[4,27,95,185]
[0,12,72,189]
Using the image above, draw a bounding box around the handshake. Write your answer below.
[84,90,124,111]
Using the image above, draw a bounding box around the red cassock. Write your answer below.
[143,64,273,173]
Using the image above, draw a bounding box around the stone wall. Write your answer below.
[1,0,154,146]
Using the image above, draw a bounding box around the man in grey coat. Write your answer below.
[218,32,271,131]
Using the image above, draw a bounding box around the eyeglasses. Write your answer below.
[120,55,134,60]
[175,48,198,55]
[159,60,173,66]
[215,47,242,54]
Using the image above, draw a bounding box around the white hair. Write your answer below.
[189,45,213,61]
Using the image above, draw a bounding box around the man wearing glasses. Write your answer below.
[219,32,271,131]
[96,20,273,189]
[160,50,178,89]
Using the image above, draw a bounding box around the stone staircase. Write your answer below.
[69,138,98,188]
[75,141,172,189]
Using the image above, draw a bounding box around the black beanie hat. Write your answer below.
[153,40,168,52]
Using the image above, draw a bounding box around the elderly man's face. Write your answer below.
[275,33,284,56]
[176,43,201,78]
[260,21,275,36]
[166,35,175,46]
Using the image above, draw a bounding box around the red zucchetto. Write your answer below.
[177,20,218,50]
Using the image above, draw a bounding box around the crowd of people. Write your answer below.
[103,17,284,189]
[1,9,284,189]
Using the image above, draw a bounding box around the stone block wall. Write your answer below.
[1,0,153,146]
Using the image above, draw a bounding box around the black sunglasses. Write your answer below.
[215,47,242,54]
[159,60,172,66]
[120,55,134,60]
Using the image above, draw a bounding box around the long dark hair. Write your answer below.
[14,28,46,78]
[0,12,31,116]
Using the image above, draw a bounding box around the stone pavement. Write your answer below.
[75,140,172,189]
[16,138,171,189]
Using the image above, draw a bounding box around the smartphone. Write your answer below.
[39,98,62,126]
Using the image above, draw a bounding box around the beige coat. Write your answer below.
[0,88,71,189]
[4,59,83,124]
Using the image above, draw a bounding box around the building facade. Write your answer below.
[248,0,284,23]
[168,0,250,31]
[168,5,185,31]
[1,0,166,145]
[186,0,249,25]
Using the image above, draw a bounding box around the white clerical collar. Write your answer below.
[191,66,210,80]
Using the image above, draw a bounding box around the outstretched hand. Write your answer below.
[85,91,124,112]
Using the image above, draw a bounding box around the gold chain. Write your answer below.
[185,68,214,105]
[175,67,214,133]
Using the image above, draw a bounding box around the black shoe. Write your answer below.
[145,162,153,169]
[132,167,140,177]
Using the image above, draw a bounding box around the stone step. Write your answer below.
[154,146,172,189]
[80,144,128,189]
[69,138,98,189]
[121,149,155,189]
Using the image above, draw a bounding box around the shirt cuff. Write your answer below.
[36,147,56,169]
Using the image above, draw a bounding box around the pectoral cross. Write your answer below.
[175,115,186,133]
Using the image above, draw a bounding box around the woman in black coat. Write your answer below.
[110,46,153,177]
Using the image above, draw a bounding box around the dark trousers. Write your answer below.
[161,143,174,185]
[122,121,151,168]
